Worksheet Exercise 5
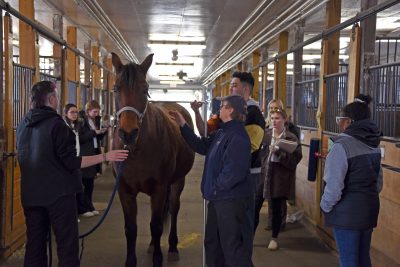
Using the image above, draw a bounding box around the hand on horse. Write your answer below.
[168,110,186,127]
[106,150,129,162]
[190,100,203,113]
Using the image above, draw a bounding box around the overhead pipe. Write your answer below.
[201,0,318,82]
[201,0,322,84]
[0,0,113,73]
[202,0,299,77]
[258,0,400,67]
[84,0,138,62]
[202,0,400,85]
[75,0,139,63]
[203,0,280,74]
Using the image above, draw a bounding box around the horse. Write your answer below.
[111,52,195,267]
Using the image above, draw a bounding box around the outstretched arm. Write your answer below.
[190,100,205,136]
[81,150,129,168]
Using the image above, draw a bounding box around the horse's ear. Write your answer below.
[140,54,154,73]
[111,52,123,73]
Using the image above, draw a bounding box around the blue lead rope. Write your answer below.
[47,162,124,266]
[79,162,124,261]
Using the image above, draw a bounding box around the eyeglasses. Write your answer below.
[335,116,351,124]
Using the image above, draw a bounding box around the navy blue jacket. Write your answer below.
[181,120,251,201]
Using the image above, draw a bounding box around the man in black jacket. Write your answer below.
[17,81,128,267]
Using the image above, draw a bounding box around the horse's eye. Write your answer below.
[113,85,119,93]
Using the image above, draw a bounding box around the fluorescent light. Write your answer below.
[160,80,186,85]
[155,62,194,66]
[149,34,205,42]
[148,40,206,49]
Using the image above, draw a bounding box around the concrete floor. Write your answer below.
[1,155,338,267]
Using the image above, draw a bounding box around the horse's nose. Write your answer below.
[118,128,139,144]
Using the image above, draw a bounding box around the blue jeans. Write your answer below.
[333,228,373,267]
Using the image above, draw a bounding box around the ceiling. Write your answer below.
[6,0,400,87]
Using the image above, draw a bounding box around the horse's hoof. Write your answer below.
[167,251,180,261]
[147,245,154,254]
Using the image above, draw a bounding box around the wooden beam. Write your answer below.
[213,76,221,98]
[61,47,68,107]
[84,42,91,85]
[3,12,14,249]
[236,62,243,72]
[316,0,341,227]
[347,25,361,103]
[277,31,288,107]
[252,50,260,101]
[273,61,278,99]
[260,47,269,114]
[92,43,101,92]
[292,23,304,123]
[19,0,39,82]
[360,0,377,95]
[67,26,77,81]
[52,14,62,78]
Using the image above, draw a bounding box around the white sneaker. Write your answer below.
[81,211,94,217]
[268,239,279,251]
[91,210,99,216]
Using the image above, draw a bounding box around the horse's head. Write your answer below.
[111,52,153,150]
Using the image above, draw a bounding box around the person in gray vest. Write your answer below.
[320,94,383,267]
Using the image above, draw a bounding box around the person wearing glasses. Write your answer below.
[64,103,80,156]
[170,94,254,267]
[320,94,383,267]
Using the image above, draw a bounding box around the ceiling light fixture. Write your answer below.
[172,49,178,61]
[160,80,186,85]
[155,62,194,66]
[148,40,206,49]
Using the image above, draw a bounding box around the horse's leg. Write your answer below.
[119,185,138,267]
[149,185,168,267]
[167,177,185,261]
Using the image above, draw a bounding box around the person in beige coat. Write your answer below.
[260,108,302,250]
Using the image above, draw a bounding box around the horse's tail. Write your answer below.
[163,185,171,227]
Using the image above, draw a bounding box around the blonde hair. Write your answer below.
[266,98,284,126]
[85,100,101,112]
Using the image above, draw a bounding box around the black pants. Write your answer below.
[23,195,80,267]
[77,177,95,214]
[205,198,254,267]
[270,197,286,238]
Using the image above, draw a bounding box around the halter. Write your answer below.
[115,101,148,124]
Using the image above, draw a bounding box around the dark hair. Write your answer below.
[64,103,77,115]
[232,71,254,94]
[30,81,56,108]
[342,94,372,121]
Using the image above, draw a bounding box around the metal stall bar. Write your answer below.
[13,63,35,128]
[324,72,348,134]
[369,61,400,139]
[294,78,319,128]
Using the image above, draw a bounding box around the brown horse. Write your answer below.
[111,53,195,267]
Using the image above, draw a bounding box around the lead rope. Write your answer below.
[78,161,125,262]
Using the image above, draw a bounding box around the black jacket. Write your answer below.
[79,114,105,178]
[16,106,82,206]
